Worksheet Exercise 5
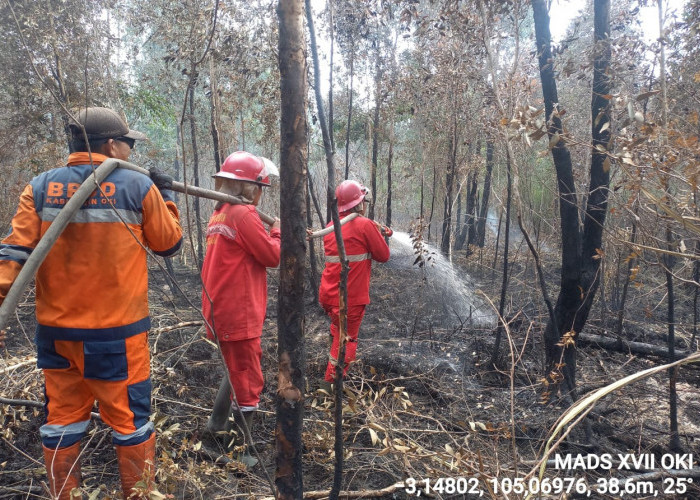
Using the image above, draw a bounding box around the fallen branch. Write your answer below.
[152,321,203,335]
[0,358,36,374]
[0,397,100,420]
[0,397,42,408]
[578,332,690,360]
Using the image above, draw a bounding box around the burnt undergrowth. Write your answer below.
[2,239,700,499]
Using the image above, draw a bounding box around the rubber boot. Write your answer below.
[115,433,156,499]
[228,411,258,469]
[206,376,232,435]
[42,442,82,500]
[318,380,333,396]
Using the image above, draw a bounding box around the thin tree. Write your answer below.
[209,56,223,172]
[476,138,495,247]
[276,0,308,497]
[532,0,613,396]
[490,155,512,367]
[187,79,204,265]
[441,111,457,256]
[657,0,681,451]
[307,175,320,303]
[386,118,394,237]
[305,1,350,497]
[344,46,354,180]
[369,33,383,221]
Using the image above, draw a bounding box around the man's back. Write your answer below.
[2,152,182,336]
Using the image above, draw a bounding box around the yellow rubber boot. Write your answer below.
[114,433,156,499]
[42,442,82,500]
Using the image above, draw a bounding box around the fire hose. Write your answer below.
[114,161,359,238]
[0,158,362,331]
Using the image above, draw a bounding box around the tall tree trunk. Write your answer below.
[386,123,393,232]
[466,141,481,248]
[456,191,462,241]
[305,2,349,497]
[209,57,223,172]
[457,170,478,252]
[614,206,638,338]
[476,139,494,247]
[328,0,335,153]
[369,37,382,221]
[694,192,700,349]
[490,155,512,366]
[665,228,681,450]
[455,171,472,251]
[344,47,354,181]
[466,168,479,248]
[307,174,320,304]
[240,106,246,151]
[420,172,424,220]
[308,172,325,227]
[657,0,680,451]
[428,165,436,242]
[306,0,335,215]
[441,114,457,256]
[276,1,308,497]
[534,0,612,396]
[174,124,182,182]
[48,25,72,150]
[188,80,204,266]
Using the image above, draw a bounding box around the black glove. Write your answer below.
[149,167,174,191]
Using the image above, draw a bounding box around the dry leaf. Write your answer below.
[548,132,561,149]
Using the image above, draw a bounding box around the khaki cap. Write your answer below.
[69,107,148,141]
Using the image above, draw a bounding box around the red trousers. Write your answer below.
[219,337,264,410]
[322,304,366,382]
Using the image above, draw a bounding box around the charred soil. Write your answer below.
[1,242,700,499]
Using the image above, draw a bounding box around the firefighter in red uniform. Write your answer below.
[319,180,392,391]
[200,151,280,468]
[0,107,182,499]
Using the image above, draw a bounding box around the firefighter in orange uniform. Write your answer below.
[319,180,392,391]
[0,107,182,499]
[201,151,280,468]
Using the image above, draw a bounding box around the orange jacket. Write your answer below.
[0,153,182,340]
[201,203,280,342]
[319,214,390,306]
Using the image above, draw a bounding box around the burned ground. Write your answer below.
[2,239,700,499]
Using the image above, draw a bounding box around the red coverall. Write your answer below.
[201,203,280,409]
[319,214,390,382]
[0,152,182,449]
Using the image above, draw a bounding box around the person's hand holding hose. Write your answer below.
[149,167,174,192]
[374,221,393,238]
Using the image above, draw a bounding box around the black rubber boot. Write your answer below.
[318,380,333,396]
[230,410,258,469]
[206,377,232,435]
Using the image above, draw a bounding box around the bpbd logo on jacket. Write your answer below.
[45,181,117,207]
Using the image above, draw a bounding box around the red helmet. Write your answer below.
[215,151,279,186]
[336,180,369,212]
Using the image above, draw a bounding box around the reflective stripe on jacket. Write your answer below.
[325,253,371,263]
[319,214,390,306]
[201,203,281,342]
[0,153,183,340]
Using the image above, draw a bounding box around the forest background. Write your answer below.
[1,0,700,498]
